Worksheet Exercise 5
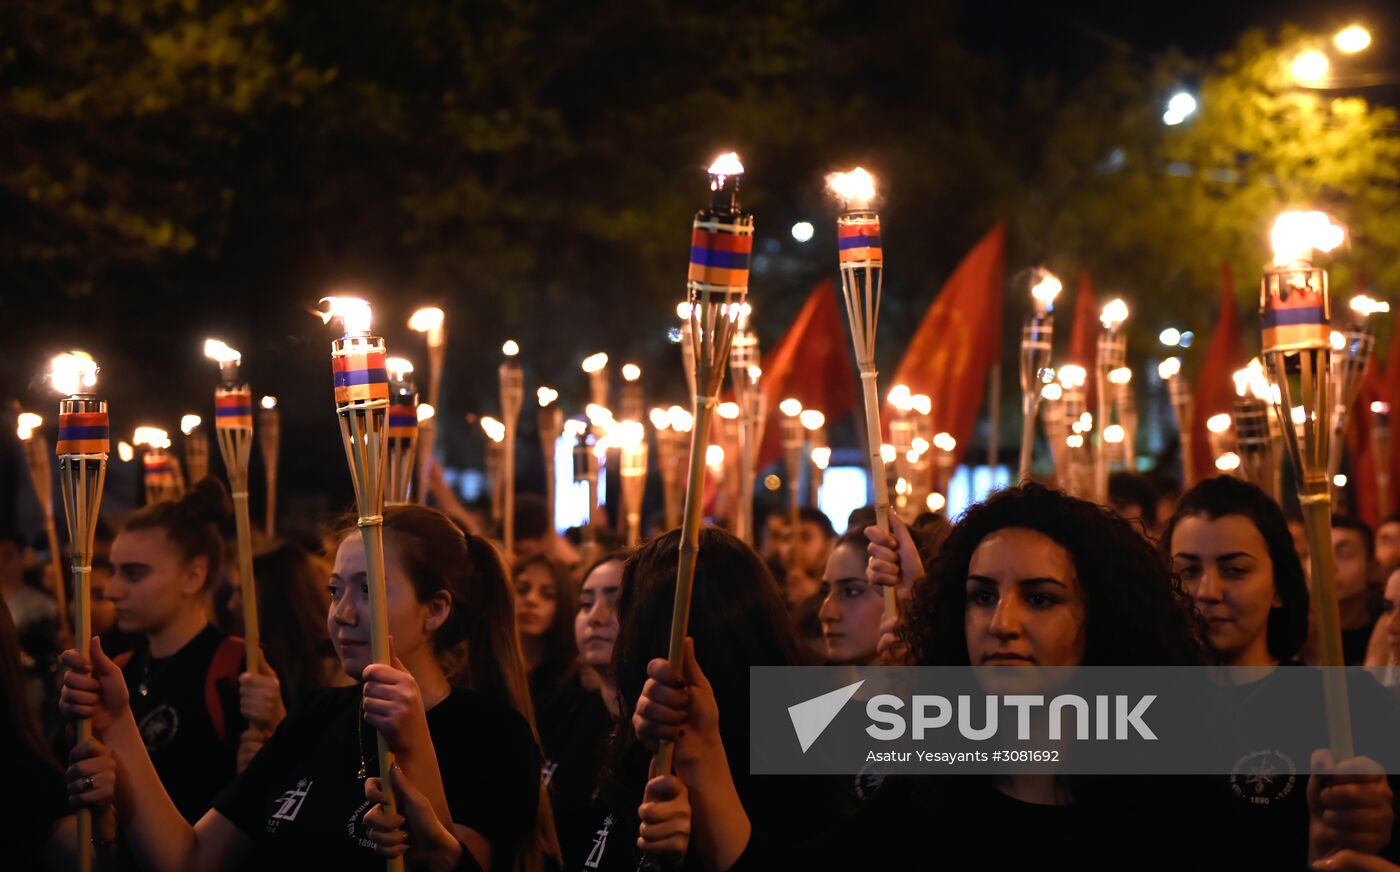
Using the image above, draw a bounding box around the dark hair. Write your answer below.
[513,554,578,698]
[845,506,877,534]
[253,542,335,705]
[1162,475,1309,662]
[122,477,232,589]
[1108,472,1160,531]
[903,483,1207,666]
[347,506,556,871]
[0,598,62,790]
[1332,514,1374,565]
[798,506,836,539]
[581,549,630,584]
[514,494,552,541]
[610,527,804,794]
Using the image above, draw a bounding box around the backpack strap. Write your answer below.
[204,635,246,745]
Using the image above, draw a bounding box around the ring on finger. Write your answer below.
[81,776,95,792]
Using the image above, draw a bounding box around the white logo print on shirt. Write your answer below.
[584,814,614,868]
[267,779,313,832]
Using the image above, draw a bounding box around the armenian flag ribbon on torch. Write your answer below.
[215,387,255,430]
[55,411,109,456]
[333,349,390,404]
[837,217,883,266]
[688,219,754,291]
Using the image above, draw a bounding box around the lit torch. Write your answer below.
[481,416,506,526]
[582,353,610,523]
[1232,359,1280,500]
[1158,357,1195,487]
[1372,401,1392,517]
[888,385,916,517]
[620,363,644,423]
[321,296,404,861]
[1095,298,1129,502]
[181,413,209,485]
[500,341,524,554]
[16,409,68,636]
[385,358,419,506]
[408,306,445,506]
[258,396,279,536]
[1057,365,1089,497]
[619,420,648,545]
[1327,295,1388,490]
[801,409,826,508]
[538,387,561,526]
[1020,269,1062,481]
[656,151,754,778]
[1260,210,1352,757]
[780,398,806,529]
[828,166,895,615]
[204,338,260,672]
[133,426,179,504]
[729,305,762,544]
[51,350,107,868]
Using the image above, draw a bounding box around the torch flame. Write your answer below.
[649,408,670,430]
[676,302,693,320]
[1271,211,1345,267]
[1057,364,1088,390]
[707,152,744,177]
[1103,424,1125,444]
[1041,383,1063,401]
[585,404,616,428]
[1108,367,1133,386]
[622,364,642,382]
[481,417,505,443]
[880,444,897,464]
[319,297,373,335]
[117,441,135,462]
[537,387,559,408]
[617,420,645,448]
[1216,452,1241,472]
[779,398,803,417]
[1350,295,1391,318]
[811,446,831,470]
[563,419,587,439]
[1029,269,1063,312]
[502,340,520,357]
[180,414,202,435]
[49,351,99,396]
[203,338,242,364]
[417,403,436,423]
[1291,406,1308,426]
[1158,357,1181,380]
[800,410,825,431]
[261,396,278,410]
[1066,434,1085,449]
[133,427,171,450]
[408,307,445,334]
[1206,413,1232,434]
[718,402,740,420]
[747,365,762,385]
[911,436,931,456]
[17,413,42,441]
[386,357,415,380]
[888,384,913,412]
[927,493,947,513]
[826,167,877,211]
[706,444,725,468]
[1100,298,1129,330]
[911,394,932,416]
[667,406,693,433]
[933,432,957,452]
[581,353,609,374]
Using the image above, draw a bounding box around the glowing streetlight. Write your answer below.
[1292,49,1330,85]
[791,221,814,243]
[1162,92,1197,125]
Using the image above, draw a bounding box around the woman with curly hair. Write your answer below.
[631,484,1388,869]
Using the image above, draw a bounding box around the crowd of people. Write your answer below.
[4,465,1400,870]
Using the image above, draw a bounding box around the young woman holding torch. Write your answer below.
[59,506,554,872]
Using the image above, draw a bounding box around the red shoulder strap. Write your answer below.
[204,635,246,745]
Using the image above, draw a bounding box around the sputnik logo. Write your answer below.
[788,680,864,753]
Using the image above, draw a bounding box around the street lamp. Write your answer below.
[1162,92,1197,125]
[1292,49,1330,85]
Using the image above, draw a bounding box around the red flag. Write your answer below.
[887,222,1005,464]
[1190,264,1246,481]
[757,279,858,467]
[1065,271,1100,410]
[1373,334,1400,522]
[1346,359,1383,528]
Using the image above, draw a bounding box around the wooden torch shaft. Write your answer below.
[360,517,404,872]
[858,371,896,618]
[655,400,716,777]
[1299,499,1355,759]
[231,491,259,672]
[1018,395,1037,483]
[504,422,516,555]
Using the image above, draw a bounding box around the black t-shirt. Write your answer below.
[122,624,245,823]
[1344,624,1376,666]
[7,749,69,871]
[215,684,540,871]
[537,674,615,870]
[1223,661,1400,869]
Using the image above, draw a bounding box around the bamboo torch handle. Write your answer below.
[360,518,404,872]
[232,490,259,672]
[858,371,896,618]
[1300,498,1355,759]
[655,399,716,777]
